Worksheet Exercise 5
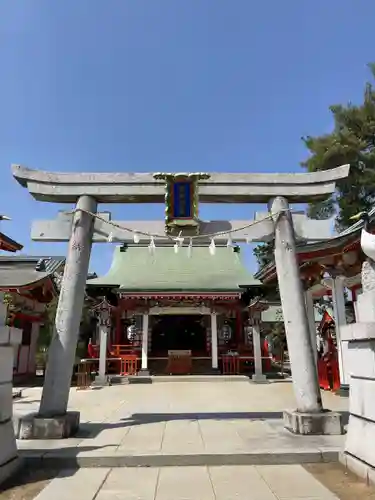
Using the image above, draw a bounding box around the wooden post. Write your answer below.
[236,309,243,346]
[331,276,348,389]
[115,306,122,345]
[252,311,267,383]
[139,313,150,375]
[211,311,218,370]
[305,290,318,366]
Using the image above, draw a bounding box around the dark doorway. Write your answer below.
[151,315,206,355]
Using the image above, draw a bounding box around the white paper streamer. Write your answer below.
[133,232,140,244]
[107,232,113,243]
[209,238,216,256]
[174,231,184,247]
[148,237,156,255]
[187,238,193,258]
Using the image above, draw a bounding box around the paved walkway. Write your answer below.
[14,380,348,467]
[32,465,340,500]
[8,380,355,498]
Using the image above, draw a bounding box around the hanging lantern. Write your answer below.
[93,297,113,327]
[127,318,138,343]
[245,319,253,344]
[221,321,232,342]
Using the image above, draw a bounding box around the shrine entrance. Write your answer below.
[151,315,206,355]
[13,163,350,437]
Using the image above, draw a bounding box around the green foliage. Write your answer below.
[38,297,94,352]
[301,63,375,230]
[270,309,286,347]
[253,241,274,270]
[2,292,22,327]
[38,299,58,350]
[269,322,286,349]
[267,312,287,374]
[253,63,375,269]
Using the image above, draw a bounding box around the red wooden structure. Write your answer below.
[317,310,340,392]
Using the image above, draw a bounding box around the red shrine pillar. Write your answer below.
[115,307,122,345]
[236,309,243,346]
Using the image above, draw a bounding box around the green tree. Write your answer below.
[253,241,274,271]
[268,309,287,376]
[38,298,95,354]
[38,299,58,351]
[301,63,375,230]
[253,63,375,269]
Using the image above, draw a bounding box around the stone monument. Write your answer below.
[12,164,349,438]
[340,217,375,483]
[0,293,22,482]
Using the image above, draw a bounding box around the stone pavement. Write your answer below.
[33,465,340,500]
[13,380,349,467]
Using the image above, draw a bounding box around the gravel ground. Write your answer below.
[305,463,375,500]
[0,468,58,500]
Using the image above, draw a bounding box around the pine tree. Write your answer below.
[253,241,274,270]
[253,63,375,270]
[302,63,375,231]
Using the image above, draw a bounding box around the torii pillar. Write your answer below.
[270,197,343,434]
[17,195,97,439]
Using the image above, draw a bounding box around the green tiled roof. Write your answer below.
[88,245,260,292]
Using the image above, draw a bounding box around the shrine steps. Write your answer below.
[20,449,340,469]
[147,358,217,376]
[109,374,249,384]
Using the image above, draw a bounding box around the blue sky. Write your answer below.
[0,0,374,275]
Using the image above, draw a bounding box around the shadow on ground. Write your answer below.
[73,410,349,437]
[9,410,349,492]
[75,411,286,438]
[0,467,73,498]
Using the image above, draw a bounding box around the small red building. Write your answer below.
[0,230,65,378]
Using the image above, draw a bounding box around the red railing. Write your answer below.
[120,355,138,375]
[221,355,240,375]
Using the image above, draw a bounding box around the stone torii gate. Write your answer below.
[12,164,349,438]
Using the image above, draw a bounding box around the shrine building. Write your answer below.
[0,228,65,378]
[86,243,268,376]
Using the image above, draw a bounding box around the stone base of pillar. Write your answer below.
[251,373,268,383]
[336,384,350,398]
[92,375,110,387]
[137,369,150,376]
[283,409,344,435]
[14,411,80,440]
